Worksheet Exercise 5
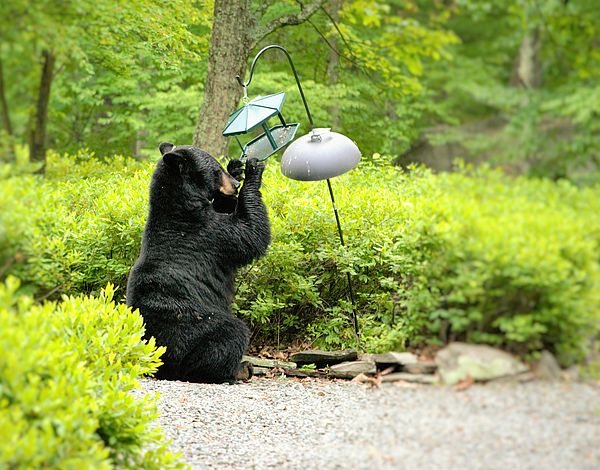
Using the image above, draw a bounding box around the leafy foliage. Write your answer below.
[2,0,598,180]
[257,0,458,156]
[0,151,146,295]
[0,0,207,158]
[0,277,185,469]
[1,154,598,363]
[421,0,600,180]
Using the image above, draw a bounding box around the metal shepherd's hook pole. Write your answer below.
[326,178,359,337]
[237,45,360,338]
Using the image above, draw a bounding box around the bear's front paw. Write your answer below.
[227,159,244,182]
[245,158,265,178]
[233,361,253,382]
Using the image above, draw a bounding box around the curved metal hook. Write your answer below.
[235,44,315,131]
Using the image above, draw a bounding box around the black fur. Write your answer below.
[126,143,271,383]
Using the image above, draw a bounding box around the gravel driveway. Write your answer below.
[136,378,600,470]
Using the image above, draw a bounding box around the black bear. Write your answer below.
[126,142,271,383]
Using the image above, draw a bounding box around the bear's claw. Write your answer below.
[245,158,265,177]
[227,159,245,182]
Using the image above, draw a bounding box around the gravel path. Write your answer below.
[135,378,600,470]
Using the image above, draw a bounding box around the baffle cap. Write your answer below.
[280,128,361,181]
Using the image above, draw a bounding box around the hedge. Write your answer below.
[0,277,185,469]
[1,152,599,363]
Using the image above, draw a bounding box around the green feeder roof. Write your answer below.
[222,92,286,136]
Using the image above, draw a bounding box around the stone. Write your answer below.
[290,349,358,366]
[381,373,438,385]
[252,366,271,376]
[490,371,536,384]
[403,362,438,375]
[283,368,329,379]
[563,365,580,382]
[535,350,562,381]
[242,355,297,370]
[360,352,418,366]
[435,342,528,385]
[329,361,377,378]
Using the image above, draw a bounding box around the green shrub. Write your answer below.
[1,154,599,363]
[0,152,147,296]
[0,277,184,469]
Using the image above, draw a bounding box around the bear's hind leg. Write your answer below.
[182,316,250,383]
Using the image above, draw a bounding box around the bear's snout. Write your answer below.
[220,173,239,196]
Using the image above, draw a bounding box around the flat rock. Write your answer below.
[252,367,271,376]
[290,349,358,366]
[361,352,418,366]
[283,368,329,379]
[329,361,377,378]
[490,371,536,384]
[404,362,438,375]
[242,355,297,370]
[435,342,528,385]
[381,373,438,384]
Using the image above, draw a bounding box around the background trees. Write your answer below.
[0,0,201,170]
[417,0,600,180]
[0,0,598,181]
[193,0,328,157]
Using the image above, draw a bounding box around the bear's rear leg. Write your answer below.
[234,360,253,382]
[183,344,251,383]
[181,317,251,383]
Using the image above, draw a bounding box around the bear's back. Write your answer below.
[126,162,237,318]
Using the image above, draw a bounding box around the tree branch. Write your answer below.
[305,16,384,91]
[306,17,364,71]
[251,0,328,49]
[320,5,360,65]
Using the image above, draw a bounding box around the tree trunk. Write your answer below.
[30,49,55,172]
[193,0,327,158]
[518,28,542,88]
[511,27,542,89]
[193,0,254,158]
[326,0,343,130]
[0,55,15,159]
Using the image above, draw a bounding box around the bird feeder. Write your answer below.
[223,92,299,161]
[222,45,361,337]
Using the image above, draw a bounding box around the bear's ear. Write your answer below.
[159,142,176,156]
[163,151,185,172]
